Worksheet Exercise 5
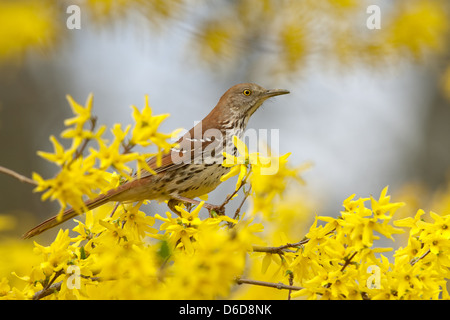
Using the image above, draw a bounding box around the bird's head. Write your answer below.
[216,83,290,123]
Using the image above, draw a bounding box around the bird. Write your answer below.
[23,83,290,239]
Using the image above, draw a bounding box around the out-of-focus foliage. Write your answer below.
[2,1,449,75]
[0,0,57,62]
[443,65,450,101]
[1,0,449,95]
[86,0,184,25]
[192,0,449,75]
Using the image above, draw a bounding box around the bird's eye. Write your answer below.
[243,89,252,96]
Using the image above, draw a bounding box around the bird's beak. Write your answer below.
[264,89,290,98]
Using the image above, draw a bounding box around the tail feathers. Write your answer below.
[22,194,112,239]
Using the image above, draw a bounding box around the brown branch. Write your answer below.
[33,281,62,300]
[235,277,304,292]
[219,167,252,211]
[252,239,310,254]
[121,140,136,155]
[410,249,431,266]
[32,276,102,300]
[0,165,37,186]
[287,272,294,300]
[340,251,358,272]
[252,229,336,255]
[33,269,64,300]
[232,185,252,221]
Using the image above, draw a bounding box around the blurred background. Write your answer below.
[1,0,450,239]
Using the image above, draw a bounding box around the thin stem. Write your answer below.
[232,185,252,221]
[33,269,64,300]
[219,167,252,211]
[121,140,135,155]
[340,251,358,272]
[33,281,62,300]
[0,165,37,186]
[252,239,310,254]
[235,277,304,292]
[287,272,294,300]
[32,276,103,300]
[410,249,431,266]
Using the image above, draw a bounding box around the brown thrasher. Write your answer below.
[23,83,289,238]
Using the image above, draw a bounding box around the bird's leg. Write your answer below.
[185,202,194,213]
[168,198,193,215]
[167,199,183,217]
[170,195,225,216]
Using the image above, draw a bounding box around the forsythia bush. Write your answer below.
[0,94,449,300]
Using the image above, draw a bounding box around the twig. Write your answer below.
[33,281,62,300]
[410,249,431,266]
[110,202,121,218]
[0,165,37,186]
[219,167,252,211]
[252,239,310,254]
[33,269,64,300]
[235,277,304,292]
[232,185,252,221]
[252,229,336,255]
[287,272,294,300]
[340,251,358,272]
[32,276,102,300]
[121,140,135,155]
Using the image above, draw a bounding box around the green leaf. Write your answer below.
[80,246,87,260]
[157,239,171,261]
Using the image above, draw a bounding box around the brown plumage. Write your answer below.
[23,83,289,239]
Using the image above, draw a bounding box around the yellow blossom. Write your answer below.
[417,211,450,239]
[0,1,56,62]
[155,203,206,254]
[221,135,306,221]
[118,202,157,239]
[130,95,177,166]
[0,215,16,231]
[0,278,10,296]
[90,124,138,178]
[37,135,78,167]
[62,94,105,142]
[221,135,259,190]
[33,229,74,276]
[387,1,449,59]
[394,209,426,236]
[71,205,112,246]
[64,94,94,129]
[370,186,405,221]
[165,226,247,299]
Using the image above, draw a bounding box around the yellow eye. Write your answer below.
[243,89,252,96]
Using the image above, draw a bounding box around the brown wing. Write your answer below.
[138,124,223,179]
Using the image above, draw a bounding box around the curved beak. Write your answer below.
[264,89,290,98]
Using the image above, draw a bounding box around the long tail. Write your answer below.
[23,194,113,239]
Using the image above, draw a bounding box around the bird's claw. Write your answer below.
[168,197,224,217]
[204,204,225,217]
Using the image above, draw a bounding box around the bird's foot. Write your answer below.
[202,203,225,217]
[169,196,224,217]
[167,199,184,217]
